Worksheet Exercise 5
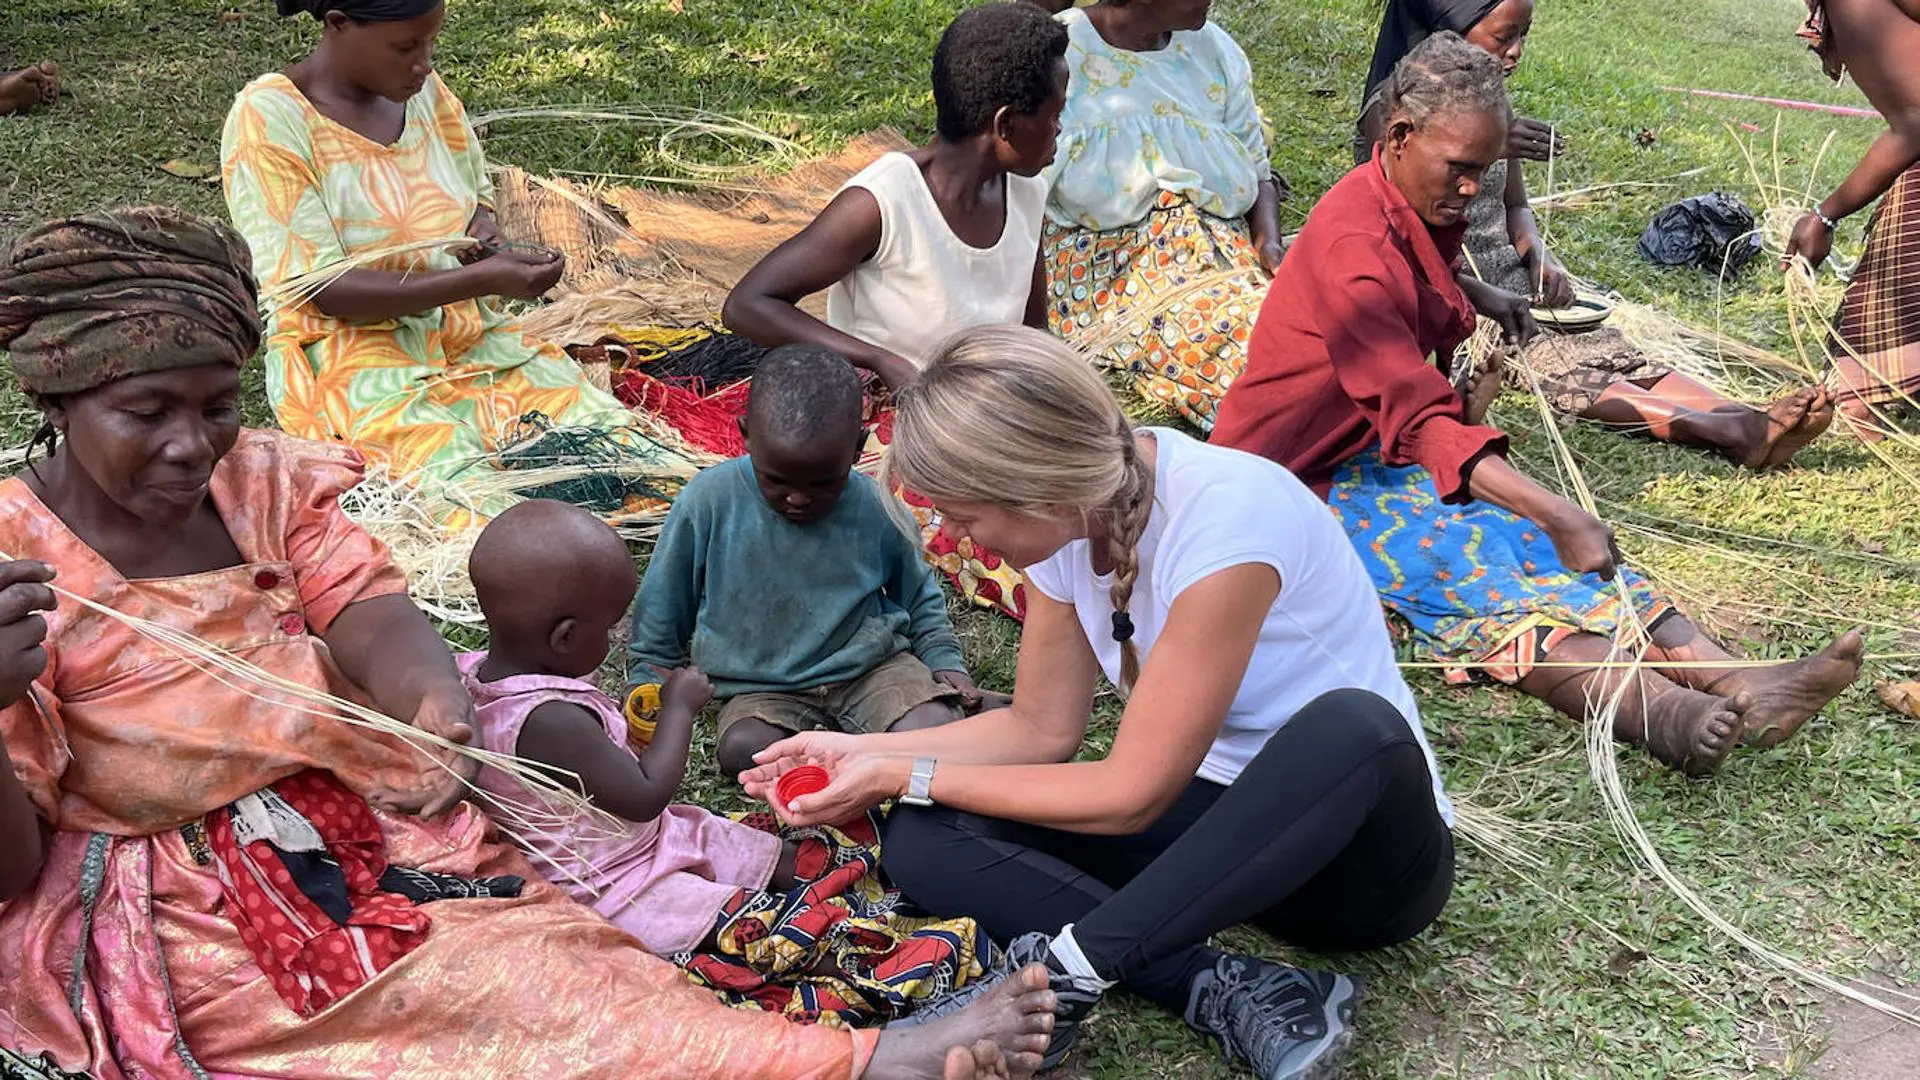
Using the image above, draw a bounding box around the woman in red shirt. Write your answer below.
[1212,34,1862,775]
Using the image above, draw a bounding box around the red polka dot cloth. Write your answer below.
[204,769,431,1016]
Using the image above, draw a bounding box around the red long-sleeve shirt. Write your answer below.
[1212,150,1507,503]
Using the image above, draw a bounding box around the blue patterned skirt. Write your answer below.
[1326,449,1671,683]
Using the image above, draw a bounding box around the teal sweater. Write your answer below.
[627,456,966,697]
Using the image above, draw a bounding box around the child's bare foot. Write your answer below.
[1731,387,1819,469]
[942,1041,1013,1080]
[867,964,1054,1080]
[0,62,58,116]
[1711,631,1864,748]
[1618,683,1741,776]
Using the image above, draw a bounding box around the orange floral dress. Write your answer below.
[220,73,645,490]
[0,430,873,1080]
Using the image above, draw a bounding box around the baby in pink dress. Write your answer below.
[460,499,800,956]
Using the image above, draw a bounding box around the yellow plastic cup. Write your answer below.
[624,683,661,748]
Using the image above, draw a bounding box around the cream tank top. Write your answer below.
[826,151,1050,367]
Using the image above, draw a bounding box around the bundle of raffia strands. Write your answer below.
[1480,324,1920,1030]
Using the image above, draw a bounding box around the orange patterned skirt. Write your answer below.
[1044,191,1267,431]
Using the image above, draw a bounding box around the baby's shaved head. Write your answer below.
[470,499,636,664]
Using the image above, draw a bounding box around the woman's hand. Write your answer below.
[368,685,479,818]
[769,752,911,828]
[1784,212,1834,271]
[739,730,864,801]
[869,351,919,395]
[1256,239,1286,278]
[479,248,566,300]
[0,561,55,707]
[933,669,985,711]
[458,209,506,265]
[1474,282,1540,348]
[1507,116,1567,163]
[1542,502,1621,580]
[1534,258,1578,309]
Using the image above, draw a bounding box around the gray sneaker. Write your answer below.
[886,931,1104,1070]
[1184,955,1361,1080]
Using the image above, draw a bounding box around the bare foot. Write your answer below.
[943,1041,1013,1080]
[1760,386,1835,468]
[867,964,1054,1080]
[1731,387,1818,469]
[33,61,59,105]
[0,63,55,116]
[1617,683,1741,776]
[1713,631,1864,749]
[1463,348,1505,426]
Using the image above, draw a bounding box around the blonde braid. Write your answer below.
[1104,433,1154,695]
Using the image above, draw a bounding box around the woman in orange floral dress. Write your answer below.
[0,204,1058,1080]
[220,0,667,494]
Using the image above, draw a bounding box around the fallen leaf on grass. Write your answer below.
[667,0,683,11]
[158,160,216,181]
[1876,680,1920,719]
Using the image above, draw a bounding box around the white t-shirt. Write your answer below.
[1025,429,1452,821]
[825,151,1050,367]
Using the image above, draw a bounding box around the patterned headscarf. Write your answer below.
[0,206,263,397]
[1798,1,1844,82]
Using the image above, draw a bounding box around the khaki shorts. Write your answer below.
[717,652,963,737]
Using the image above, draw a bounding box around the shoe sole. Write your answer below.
[1270,974,1360,1080]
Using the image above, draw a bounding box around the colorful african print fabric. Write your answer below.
[1828,162,1920,414]
[680,810,985,1027]
[1044,191,1265,431]
[1327,449,1672,684]
[220,73,641,491]
[866,409,1028,622]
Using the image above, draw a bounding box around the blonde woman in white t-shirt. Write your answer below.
[742,325,1454,1080]
[724,2,1067,392]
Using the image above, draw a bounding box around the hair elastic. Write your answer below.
[1111,612,1135,644]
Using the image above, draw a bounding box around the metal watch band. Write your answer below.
[902,757,937,807]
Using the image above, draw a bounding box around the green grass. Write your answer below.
[4,0,1919,1076]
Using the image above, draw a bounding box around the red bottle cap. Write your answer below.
[776,765,831,809]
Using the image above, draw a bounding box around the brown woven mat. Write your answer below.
[494,128,912,328]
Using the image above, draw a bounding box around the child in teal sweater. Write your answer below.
[628,345,978,778]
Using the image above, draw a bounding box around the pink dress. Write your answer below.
[459,654,784,954]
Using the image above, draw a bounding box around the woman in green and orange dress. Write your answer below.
[221,0,680,499]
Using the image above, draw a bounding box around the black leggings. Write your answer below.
[881,688,1454,1012]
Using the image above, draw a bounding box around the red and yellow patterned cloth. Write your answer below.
[685,810,985,1027]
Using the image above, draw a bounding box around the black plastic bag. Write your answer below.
[1637,192,1762,275]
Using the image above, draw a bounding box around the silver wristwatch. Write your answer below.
[901,757,937,807]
